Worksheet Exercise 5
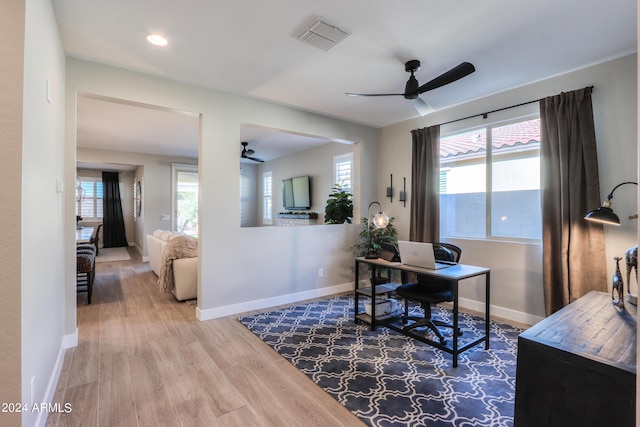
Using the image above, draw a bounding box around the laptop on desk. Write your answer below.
[397,240,454,270]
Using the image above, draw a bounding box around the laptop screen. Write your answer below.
[397,241,454,270]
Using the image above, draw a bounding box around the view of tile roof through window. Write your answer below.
[441,119,540,158]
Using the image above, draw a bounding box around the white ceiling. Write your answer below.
[55,0,637,161]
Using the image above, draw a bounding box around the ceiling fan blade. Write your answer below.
[417,62,475,94]
[345,92,405,97]
[412,97,434,116]
[247,156,264,163]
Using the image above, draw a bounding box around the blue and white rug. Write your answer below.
[238,295,522,427]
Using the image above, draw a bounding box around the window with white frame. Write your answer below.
[172,164,198,236]
[334,152,353,192]
[263,171,273,224]
[440,117,541,241]
[76,177,103,220]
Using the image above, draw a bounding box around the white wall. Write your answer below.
[245,141,353,226]
[240,162,259,227]
[64,58,381,327]
[21,1,67,426]
[380,54,638,323]
[76,147,197,255]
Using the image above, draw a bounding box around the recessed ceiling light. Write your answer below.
[146,34,168,46]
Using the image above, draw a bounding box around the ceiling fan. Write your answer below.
[240,141,264,163]
[345,60,475,116]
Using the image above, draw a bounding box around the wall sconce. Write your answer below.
[366,201,389,258]
[399,177,407,207]
[584,181,638,225]
[386,174,393,202]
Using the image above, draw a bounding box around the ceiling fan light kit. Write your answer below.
[346,59,475,116]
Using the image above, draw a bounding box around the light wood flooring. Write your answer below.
[46,247,365,427]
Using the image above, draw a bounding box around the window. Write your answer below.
[172,164,198,236]
[334,153,353,192]
[440,117,541,241]
[76,177,103,220]
[263,171,273,224]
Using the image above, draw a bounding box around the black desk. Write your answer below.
[354,257,491,367]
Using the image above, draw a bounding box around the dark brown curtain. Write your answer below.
[409,125,440,243]
[540,87,607,315]
[102,171,128,248]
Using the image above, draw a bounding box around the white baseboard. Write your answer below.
[196,283,543,326]
[196,282,353,321]
[63,328,78,348]
[457,297,544,326]
[35,333,74,427]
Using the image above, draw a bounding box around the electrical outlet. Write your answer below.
[318,268,324,278]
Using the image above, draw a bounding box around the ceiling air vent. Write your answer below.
[293,16,350,51]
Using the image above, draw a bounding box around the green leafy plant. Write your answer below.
[324,183,353,224]
[352,216,398,257]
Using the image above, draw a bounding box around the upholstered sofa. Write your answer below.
[147,230,197,301]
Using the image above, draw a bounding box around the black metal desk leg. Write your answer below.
[354,260,360,323]
[485,271,490,350]
[370,265,377,331]
[452,280,459,368]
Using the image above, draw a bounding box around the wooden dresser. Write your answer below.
[514,291,636,427]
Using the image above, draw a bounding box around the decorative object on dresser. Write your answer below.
[625,244,638,305]
[612,256,625,308]
[514,291,636,427]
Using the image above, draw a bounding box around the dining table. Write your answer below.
[75,226,94,243]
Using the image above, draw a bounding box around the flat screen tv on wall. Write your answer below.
[282,175,311,210]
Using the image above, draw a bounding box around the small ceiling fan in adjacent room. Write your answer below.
[345,60,475,116]
[240,141,264,162]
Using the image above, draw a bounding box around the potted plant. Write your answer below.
[351,216,398,257]
[324,183,353,224]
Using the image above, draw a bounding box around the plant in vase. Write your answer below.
[324,183,353,224]
[351,216,398,258]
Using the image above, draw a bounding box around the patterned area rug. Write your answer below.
[238,295,522,427]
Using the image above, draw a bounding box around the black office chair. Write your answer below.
[395,243,462,345]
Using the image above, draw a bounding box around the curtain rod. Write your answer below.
[437,85,594,127]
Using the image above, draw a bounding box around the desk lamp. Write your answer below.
[365,201,389,259]
[584,181,638,225]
